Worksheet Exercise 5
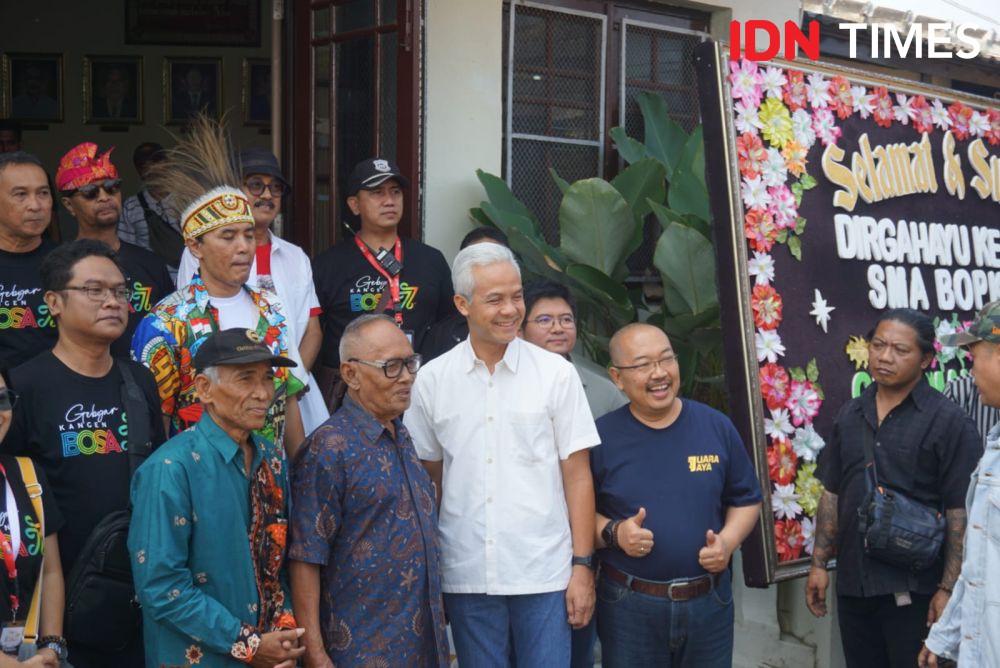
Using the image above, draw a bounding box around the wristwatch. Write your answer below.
[571,554,594,569]
[38,635,68,661]
[601,519,619,550]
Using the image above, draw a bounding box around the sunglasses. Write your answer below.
[68,179,121,200]
[245,179,287,197]
[0,388,18,412]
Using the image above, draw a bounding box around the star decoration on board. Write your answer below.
[809,289,835,333]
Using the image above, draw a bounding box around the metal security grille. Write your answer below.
[505,2,607,245]
[620,20,707,278]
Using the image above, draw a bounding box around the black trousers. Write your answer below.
[837,593,930,668]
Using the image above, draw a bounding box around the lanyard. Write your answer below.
[354,236,404,326]
[0,464,20,618]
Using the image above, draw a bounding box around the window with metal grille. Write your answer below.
[503,0,709,276]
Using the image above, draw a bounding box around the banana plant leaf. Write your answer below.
[636,92,687,180]
[654,222,719,315]
[564,262,635,325]
[610,126,648,165]
[475,169,542,236]
[559,178,634,278]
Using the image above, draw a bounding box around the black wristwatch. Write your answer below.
[601,519,619,550]
[571,554,594,569]
[38,635,68,660]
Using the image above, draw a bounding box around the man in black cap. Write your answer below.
[312,157,455,411]
[179,147,329,433]
[129,327,307,667]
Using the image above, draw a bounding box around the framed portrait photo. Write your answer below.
[1,53,63,122]
[164,57,221,125]
[84,55,143,124]
[242,58,271,126]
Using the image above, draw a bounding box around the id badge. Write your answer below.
[0,622,24,656]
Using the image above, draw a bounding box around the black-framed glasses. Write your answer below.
[528,314,576,329]
[0,388,18,411]
[245,178,287,197]
[612,354,677,375]
[348,354,422,378]
[61,285,132,303]
[67,179,121,200]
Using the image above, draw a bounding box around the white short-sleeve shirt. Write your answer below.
[404,336,600,595]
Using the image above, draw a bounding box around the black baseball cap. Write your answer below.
[346,157,409,196]
[239,147,289,186]
[193,328,297,371]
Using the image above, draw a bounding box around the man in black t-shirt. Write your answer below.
[0,151,58,367]
[313,158,455,410]
[55,142,174,358]
[4,240,165,668]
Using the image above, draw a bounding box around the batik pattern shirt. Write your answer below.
[130,273,303,444]
[128,412,294,667]
[289,395,449,667]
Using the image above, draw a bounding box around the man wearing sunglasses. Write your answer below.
[0,151,58,368]
[289,314,448,667]
[56,142,174,360]
[4,239,166,668]
[178,147,328,434]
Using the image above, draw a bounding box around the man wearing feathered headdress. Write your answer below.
[130,116,306,455]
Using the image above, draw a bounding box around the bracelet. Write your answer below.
[937,582,954,594]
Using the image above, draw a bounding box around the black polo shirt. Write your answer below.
[817,377,981,598]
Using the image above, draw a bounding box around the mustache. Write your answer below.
[253,200,275,209]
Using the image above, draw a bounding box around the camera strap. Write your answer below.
[354,236,404,327]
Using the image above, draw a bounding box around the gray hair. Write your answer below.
[452,242,520,300]
[339,313,398,362]
[199,366,221,383]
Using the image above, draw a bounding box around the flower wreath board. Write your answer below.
[694,41,1000,585]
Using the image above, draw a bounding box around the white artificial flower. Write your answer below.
[970,110,990,138]
[931,99,952,130]
[791,108,816,149]
[806,72,830,109]
[792,424,825,462]
[772,483,803,520]
[735,98,764,135]
[936,320,959,365]
[756,329,786,364]
[893,93,915,125]
[761,66,788,99]
[760,147,789,187]
[741,175,771,210]
[801,516,815,554]
[851,85,875,119]
[765,407,796,440]
[748,251,776,286]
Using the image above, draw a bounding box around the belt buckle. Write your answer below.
[666,579,686,600]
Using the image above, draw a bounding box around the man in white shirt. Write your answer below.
[405,243,599,666]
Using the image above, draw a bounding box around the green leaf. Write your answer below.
[559,178,634,277]
[788,234,802,261]
[800,173,818,190]
[806,358,819,382]
[612,159,666,221]
[648,201,711,240]
[794,216,807,235]
[549,168,571,195]
[610,126,648,165]
[676,125,707,191]
[636,91,687,178]
[481,201,538,241]
[504,227,565,277]
[789,366,806,382]
[476,170,541,235]
[775,229,789,244]
[667,169,711,221]
[790,181,803,198]
[564,263,635,324]
[469,207,493,229]
[813,381,825,400]
[653,222,719,314]
[793,189,803,206]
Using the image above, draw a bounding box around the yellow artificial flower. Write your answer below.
[758,97,793,149]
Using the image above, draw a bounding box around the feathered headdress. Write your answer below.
[144,113,253,240]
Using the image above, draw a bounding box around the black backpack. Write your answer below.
[63,363,153,653]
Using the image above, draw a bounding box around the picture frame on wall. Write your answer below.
[164,57,221,125]
[125,0,261,47]
[242,58,271,126]
[84,55,143,124]
[1,52,63,122]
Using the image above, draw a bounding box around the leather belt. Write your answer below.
[601,563,719,601]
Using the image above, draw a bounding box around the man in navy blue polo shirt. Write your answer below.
[591,323,762,667]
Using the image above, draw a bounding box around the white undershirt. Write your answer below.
[209,290,259,331]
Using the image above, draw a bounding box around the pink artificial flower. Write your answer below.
[786,379,821,427]
[736,132,767,179]
[745,209,778,253]
[760,362,791,411]
[729,59,763,107]
[782,70,808,112]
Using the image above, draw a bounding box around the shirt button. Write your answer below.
[488,416,494,422]
[487,497,493,503]
[487,458,493,464]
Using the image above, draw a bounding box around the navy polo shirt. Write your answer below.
[591,400,762,581]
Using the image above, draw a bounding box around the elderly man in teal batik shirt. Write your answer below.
[129,328,308,667]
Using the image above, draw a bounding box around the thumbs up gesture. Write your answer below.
[618,507,655,558]
[698,529,731,573]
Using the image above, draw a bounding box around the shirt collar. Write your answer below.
[459,336,521,374]
[861,374,933,416]
[340,393,400,443]
[196,411,239,463]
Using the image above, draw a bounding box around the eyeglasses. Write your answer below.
[0,389,18,411]
[245,179,287,197]
[528,314,576,329]
[612,354,677,375]
[68,179,121,200]
[61,285,132,302]
[348,354,422,379]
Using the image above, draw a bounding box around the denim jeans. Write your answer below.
[570,616,597,668]
[445,591,570,668]
[596,569,734,668]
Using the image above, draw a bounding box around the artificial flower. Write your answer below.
[829,75,853,119]
[759,361,790,410]
[801,516,815,555]
[949,101,973,140]
[772,483,803,519]
[775,518,805,561]
[765,407,796,441]
[911,96,934,135]
[736,132,766,179]
[729,59,763,107]
[769,184,797,229]
[986,109,1000,146]
[805,72,831,109]
[761,65,787,99]
[745,209,778,253]
[786,379,821,426]
[783,70,808,111]
[872,87,894,128]
[791,424,825,462]
[893,93,916,125]
[741,175,771,210]
[781,140,808,177]
[761,147,789,187]
[930,98,952,131]
[758,97,793,148]
[933,319,959,368]
[752,284,783,330]
[735,98,764,135]
[768,437,798,485]
[748,251,776,286]
[969,110,990,138]
[812,108,842,146]
[795,462,823,516]
[851,85,875,119]
[756,328,786,363]
[791,108,817,149]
